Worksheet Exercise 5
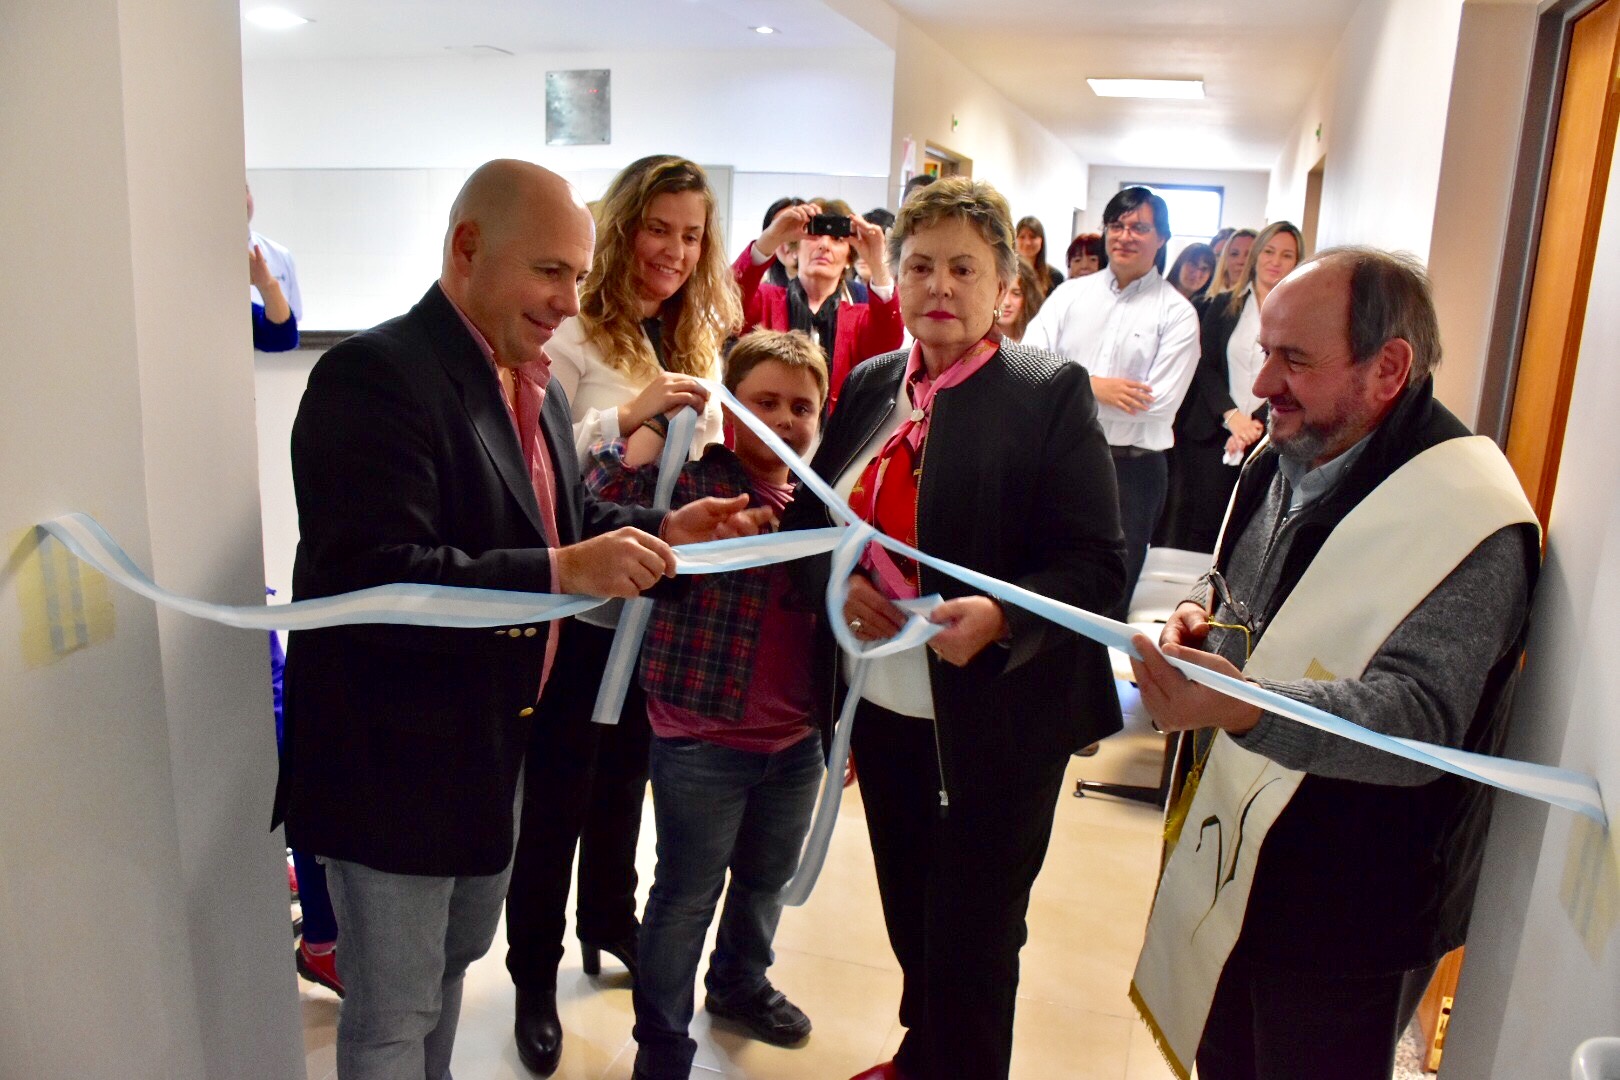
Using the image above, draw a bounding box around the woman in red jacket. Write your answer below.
[735,198,903,412]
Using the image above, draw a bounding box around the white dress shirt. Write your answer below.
[1022,266,1200,451]
[249,229,302,324]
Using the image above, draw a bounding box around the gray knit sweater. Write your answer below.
[1188,467,1531,786]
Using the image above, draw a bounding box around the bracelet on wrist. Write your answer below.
[641,412,671,439]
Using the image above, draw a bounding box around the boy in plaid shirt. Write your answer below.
[587,330,828,1079]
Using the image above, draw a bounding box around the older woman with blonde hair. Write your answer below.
[504,153,742,1077]
[785,177,1126,1080]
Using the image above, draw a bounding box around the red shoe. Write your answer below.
[287,862,299,899]
[848,1063,905,1080]
[296,939,345,997]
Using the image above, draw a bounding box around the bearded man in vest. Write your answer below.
[1126,247,1540,1080]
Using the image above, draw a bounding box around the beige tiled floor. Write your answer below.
[300,688,1179,1080]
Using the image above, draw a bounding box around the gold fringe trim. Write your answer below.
[1129,981,1191,1080]
[1162,741,1208,857]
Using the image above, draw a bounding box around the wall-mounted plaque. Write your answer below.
[545,69,611,146]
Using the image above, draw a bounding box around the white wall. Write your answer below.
[1426,0,1540,428]
[248,166,469,332]
[820,0,1089,242]
[1440,64,1620,1078]
[886,16,1089,244]
[729,171,891,263]
[243,49,897,328]
[245,166,889,331]
[1081,166,1271,238]
[1268,0,1467,262]
[0,0,300,1075]
[256,348,320,603]
[244,49,894,175]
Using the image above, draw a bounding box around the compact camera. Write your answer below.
[806,214,853,238]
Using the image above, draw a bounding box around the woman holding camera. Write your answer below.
[736,199,903,412]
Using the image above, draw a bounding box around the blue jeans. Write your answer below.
[324,857,511,1080]
[632,731,824,1079]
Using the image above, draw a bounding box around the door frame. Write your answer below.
[1479,0,1616,452]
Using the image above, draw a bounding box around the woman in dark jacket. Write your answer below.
[1162,221,1302,552]
[784,177,1126,1080]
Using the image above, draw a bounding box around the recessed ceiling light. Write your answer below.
[752,25,777,34]
[244,7,310,29]
[1087,78,1205,100]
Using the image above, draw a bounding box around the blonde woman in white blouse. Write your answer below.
[1163,220,1302,552]
[506,155,742,1077]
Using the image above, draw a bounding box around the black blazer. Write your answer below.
[783,342,1128,796]
[1177,292,1264,445]
[273,283,663,876]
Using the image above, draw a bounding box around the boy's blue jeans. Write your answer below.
[631,731,823,1079]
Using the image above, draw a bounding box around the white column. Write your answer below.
[0,1,302,1076]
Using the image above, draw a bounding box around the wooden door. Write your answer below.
[1504,0,1620,525]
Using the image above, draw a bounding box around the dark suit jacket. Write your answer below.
[783,342,1128,795]
[273,283,663,876]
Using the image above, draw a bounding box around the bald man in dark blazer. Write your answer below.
[275,159,764,1079]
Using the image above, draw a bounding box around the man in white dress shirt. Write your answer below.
[1023,186,1199,616]
[248,182,304,324]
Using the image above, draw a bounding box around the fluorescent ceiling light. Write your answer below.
[752,25,777,34]
[1087,78,1204,100]
[244,7,310,29]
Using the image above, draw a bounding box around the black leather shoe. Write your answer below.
[579,935,639,984]
[704,985,812,1046]
[514,986,562,1076]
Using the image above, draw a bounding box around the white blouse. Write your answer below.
[832,377,934,720]
[545,317,726,467]
[1225,292,1266,421]
[546,316,726,628]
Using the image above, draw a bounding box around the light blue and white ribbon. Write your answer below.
[35,511,842,633]
[30,377,1609,911]
[589,407,694,727]
[695,378,1607,840]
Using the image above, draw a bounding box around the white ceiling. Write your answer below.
[239,0,1363,171]
[237,0,884,61]
[887,0,1365,170]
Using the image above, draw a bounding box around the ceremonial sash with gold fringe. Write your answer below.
[1130,435,1538,1078]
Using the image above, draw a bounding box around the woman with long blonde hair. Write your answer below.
[1164,220,1303,551]
[506,154,742,1078]
[1197,226,1257,314]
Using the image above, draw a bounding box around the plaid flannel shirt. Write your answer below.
[587,439,803,722]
